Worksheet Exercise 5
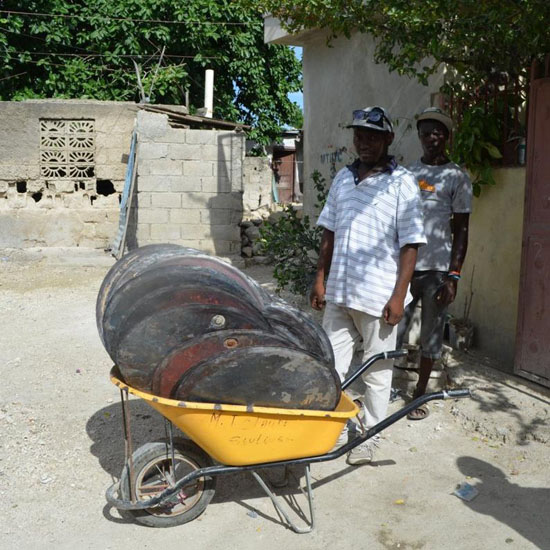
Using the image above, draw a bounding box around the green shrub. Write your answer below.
[259,171,327,295]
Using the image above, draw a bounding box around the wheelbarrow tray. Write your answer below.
[111,366,359,466]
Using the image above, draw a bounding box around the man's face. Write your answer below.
[353,128,393,165]
[418,120,448,157]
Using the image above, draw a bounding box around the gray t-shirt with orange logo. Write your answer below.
[408,160,472,271]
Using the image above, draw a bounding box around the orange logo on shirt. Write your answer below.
[418,179,435,192]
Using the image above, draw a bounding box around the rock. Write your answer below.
[39,474,54,484]
[252,241,263,256]
[242,246,253,258]
[250,255,271,265]
[244,256,272,267]
[244,225,261,241]
[267,210,286,223]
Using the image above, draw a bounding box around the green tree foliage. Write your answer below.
[450,104,503,197]
[0,1,302,144]
[249,1,547,194]
[249,0,550,87]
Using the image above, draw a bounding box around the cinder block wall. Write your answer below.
[133,111,245,256]
[0,99,136,247]
[0,101,271,254]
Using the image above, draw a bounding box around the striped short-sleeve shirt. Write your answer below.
[317,159,427,317]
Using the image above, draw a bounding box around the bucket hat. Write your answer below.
[416,107,453,133]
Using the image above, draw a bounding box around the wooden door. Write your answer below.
[515,76,550,387]
[273,150,296,203]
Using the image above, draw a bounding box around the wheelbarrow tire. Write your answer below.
[119,438,216,528]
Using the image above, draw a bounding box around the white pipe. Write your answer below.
[204,69,214,118]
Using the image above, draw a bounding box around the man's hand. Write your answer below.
[435,278,457,306]
[310,229,333,311]
[310,281,327,311]
[383,294,405,325]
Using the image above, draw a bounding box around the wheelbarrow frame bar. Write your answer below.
[105,349,471,532]
[105,388,471,512]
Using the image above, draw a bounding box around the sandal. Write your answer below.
[407,404,430,421]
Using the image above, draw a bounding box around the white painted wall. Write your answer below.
[265,21,443,217]
[301,32,444,217]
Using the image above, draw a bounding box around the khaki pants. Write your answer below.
[322,302,397,430]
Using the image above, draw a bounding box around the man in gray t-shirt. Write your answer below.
[397,108,472,420]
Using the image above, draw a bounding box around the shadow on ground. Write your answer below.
[87,401,393,530]
[445,354,550,446]
[456,456,550,549]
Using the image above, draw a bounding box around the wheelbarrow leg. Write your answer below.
[120,388,136,504]
[250,464,315,534]
[164,417,177,484]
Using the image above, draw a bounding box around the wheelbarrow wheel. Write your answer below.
[119,438,216,528]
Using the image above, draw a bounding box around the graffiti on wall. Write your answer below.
[319,146,353,179]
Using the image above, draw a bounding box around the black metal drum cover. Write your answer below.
[151,330,295,398]
[172,346,339,410]
[96,245,340,410]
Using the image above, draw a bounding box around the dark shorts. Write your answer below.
[397,270,447,359]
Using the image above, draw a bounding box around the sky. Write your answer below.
[287,47,303,110]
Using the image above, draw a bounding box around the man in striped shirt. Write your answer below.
[310,106,426,465]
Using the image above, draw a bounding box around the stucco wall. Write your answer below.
[301,32,444,218]
[0,99,136,247]
[450,168,526,371]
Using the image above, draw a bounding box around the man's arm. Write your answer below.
[383,244,419,325]
[437,213,469,306]
[310,228,334,310]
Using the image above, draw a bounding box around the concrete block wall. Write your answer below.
[0,100,273,253]
[133,111,245,256]
[0,99,136,247]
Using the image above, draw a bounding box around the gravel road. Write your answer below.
[1,248,548,550]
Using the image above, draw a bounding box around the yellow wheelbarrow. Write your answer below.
[105,350,471,532]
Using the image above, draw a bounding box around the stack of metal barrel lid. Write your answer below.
[96,244,340,410]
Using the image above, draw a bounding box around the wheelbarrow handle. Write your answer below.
[443,388,472,399]
[341,349,408,390]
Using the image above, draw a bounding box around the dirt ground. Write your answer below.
[1,248,549,550]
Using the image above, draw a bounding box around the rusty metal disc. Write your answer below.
[172,346,341,410]
[150,255,270,309]
[101,263,266,359]
[264,302,334,364]
[96,246,341,410]
[113,302,271,391]
[96,244,187,345]
[151,330,295,398]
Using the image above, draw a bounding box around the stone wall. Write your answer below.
[0,99,136,247]
[242,156,273,216]
[132,111,245,256]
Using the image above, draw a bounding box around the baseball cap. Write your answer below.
[347,106,393,133]
[416,107,453,133]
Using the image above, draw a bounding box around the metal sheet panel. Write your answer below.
[274,150,296,203]
[515,77,550,386]
[516,235,550,383]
